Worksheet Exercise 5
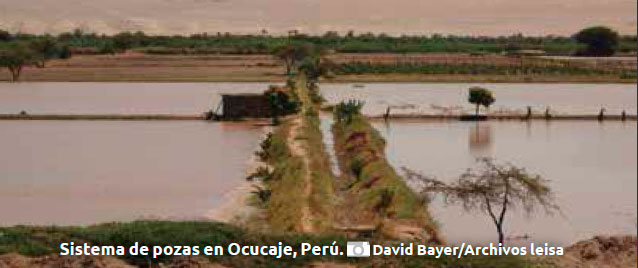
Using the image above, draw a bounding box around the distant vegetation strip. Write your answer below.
[2,28,636,55]
[334,62,637,79]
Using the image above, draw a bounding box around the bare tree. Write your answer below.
[403,158,558,244]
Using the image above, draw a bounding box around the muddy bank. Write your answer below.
[331,113,441,243]
[0,253,134,268]
[550,235,637,268]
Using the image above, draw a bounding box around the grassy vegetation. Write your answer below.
[2,29,636,55]
[302,113,336,231]
[0,221,347,267]
[253,120,307,232]
[0,221,555,267]
[295,76,336,232]
[332,113,440,242]
[249,77,336,232]
[335,62,637,79]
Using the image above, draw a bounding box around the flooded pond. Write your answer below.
[0,120,264,226]
[323,83,637,116]
[374,120,637,246]
[0,82,272,115]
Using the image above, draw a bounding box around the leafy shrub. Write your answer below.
[265,86,300,119]
[246,166,272,182]
[286,78,296,89]
[350,158,365,179]
[334,100,364,124]
[307,83,326,105]
[255,132,289,164]
[374,188,395,215]
[251,185,271,205]
[255,133,274,162]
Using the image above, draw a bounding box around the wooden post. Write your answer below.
[384,107,391,121]
[598,108,606,121]
[621,110,627,121]
[526,106,532,120]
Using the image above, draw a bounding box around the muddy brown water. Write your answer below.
[0,82,272,227]
[322,83,637,117]
[0,82,272,115]
[0,120,264,226]
[373,120,637,246]
[0,82,276,226]
[1,82,636,242]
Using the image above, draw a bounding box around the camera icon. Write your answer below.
[346,241,371,257]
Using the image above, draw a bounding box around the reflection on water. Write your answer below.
[319,114,341,177]
[323,83,637,116]
[375,120,637,246]
[469,122,492,156]
[0,120,264,226]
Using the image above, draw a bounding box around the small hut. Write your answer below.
[219,94,272,120]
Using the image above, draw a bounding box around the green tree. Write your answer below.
[0,30,11,41]
[0,42,41,81]
[272,44,314,75]
[29,37,70,67]
[468,86,495,116]
[403,158,558,245]
[265,86,300,124]
[299,53,333,83]
[573,26,619,56]
[112,32,143,52]
[98,41,117,55]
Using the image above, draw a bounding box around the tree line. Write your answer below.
[1,26,633,81]
[2,26,635,56]
[0,37,70,81]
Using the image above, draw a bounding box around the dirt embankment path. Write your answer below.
[286,77,318,233]
[287,114,315,233]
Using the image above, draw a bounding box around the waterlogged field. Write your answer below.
[1,81,636,247]
[0,82,272,115]
[322,83,637,116]
[374,120,637,246]
[0,82,277,226]
[0,120,264,226]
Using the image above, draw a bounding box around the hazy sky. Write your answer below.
[0,0,636,36]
